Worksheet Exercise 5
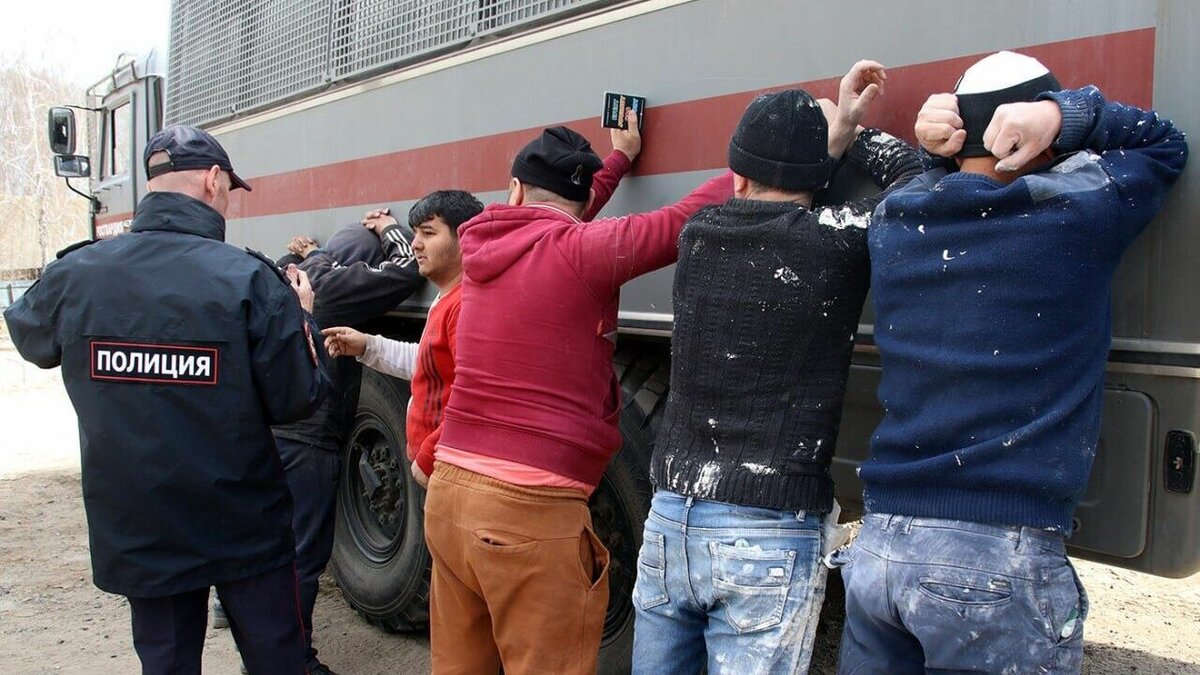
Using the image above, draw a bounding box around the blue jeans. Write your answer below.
[836,513,1089,675]
[631,490,827,675]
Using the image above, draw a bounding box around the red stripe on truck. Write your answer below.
[223,28,1153,220]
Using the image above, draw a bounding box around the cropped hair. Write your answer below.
[408,190,485,235]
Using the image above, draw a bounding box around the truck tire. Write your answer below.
[330,369,430,632]
[595,344,668,673]
[330,345,669,673]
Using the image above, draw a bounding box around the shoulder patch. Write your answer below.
[56,239,95,259]
[1023,151,1112,203]
[244,247,289,285]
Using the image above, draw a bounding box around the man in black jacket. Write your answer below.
[630,62,922,674]
[268,208,423,675]
[4,125,330,675]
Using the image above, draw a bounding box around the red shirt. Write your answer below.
[438,152,733,487]
[408,283,461,475]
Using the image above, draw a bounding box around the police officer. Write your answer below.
[4,125,330,674]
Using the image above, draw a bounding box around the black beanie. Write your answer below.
[728,90,832,192]
[511,126,604,203]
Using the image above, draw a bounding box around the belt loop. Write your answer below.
[685,496,694,508]
[795,509,807,523]
[902,517,913,534]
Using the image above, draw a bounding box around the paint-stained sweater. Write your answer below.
[863,86,1189,531]
[650,129,922,513]
[439,151,734,487]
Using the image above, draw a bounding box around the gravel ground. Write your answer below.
[2,336,1198,674]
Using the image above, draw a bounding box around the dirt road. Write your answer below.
[2,341,1199,674]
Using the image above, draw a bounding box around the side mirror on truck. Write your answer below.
[54,155,91,179]
[48,107,76,155]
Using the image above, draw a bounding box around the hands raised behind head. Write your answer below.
[915,93,968,157]
[984,100,1062,172]
[285,264,314,313]
[916,95,1061,170]
[321,326,368,358]
[361,208,399,235]
[611,109,642,162]
[287,235,318,258]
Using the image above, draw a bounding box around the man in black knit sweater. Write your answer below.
[630,61,922,674]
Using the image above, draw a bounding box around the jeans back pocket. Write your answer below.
[634,531,669,610]
[710,541,796,633]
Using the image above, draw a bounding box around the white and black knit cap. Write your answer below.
[728,89,832,192]
[954,51,1061,158]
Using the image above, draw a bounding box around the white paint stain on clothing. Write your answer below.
[818,206,870,230]
[774,267,800,285]
[692,461,721,496]
[741,463,778,476]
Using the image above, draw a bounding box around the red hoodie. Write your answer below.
[438,150,733,486]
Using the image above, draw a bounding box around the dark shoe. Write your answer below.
[308,663,340,675]
[211,599,229,630]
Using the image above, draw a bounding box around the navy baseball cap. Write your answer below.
[144,124,252,191]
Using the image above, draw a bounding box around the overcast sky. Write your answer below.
[2,0,170,85]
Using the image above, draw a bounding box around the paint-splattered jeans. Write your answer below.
[835,513,1088,674]
[631,490,826,675]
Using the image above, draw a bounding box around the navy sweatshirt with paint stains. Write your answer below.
[863,86,1188,532]
[650,129,922,514]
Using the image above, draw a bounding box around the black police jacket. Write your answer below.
[3,191,331,597]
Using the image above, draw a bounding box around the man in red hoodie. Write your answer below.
[424,114,733,673]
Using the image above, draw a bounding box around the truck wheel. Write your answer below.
[330,369,430,632]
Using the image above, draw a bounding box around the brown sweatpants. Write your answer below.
[423,461,610,675]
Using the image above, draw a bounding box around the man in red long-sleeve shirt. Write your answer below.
[423,112,734,674]
[322,190,484,484]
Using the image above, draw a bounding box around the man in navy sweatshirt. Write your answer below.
[836,51,1188,674]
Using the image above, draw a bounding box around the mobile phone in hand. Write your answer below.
[602,92,646,131]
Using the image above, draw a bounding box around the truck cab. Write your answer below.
[49,52,165,240]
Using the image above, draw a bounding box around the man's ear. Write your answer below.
[508,178,523,206]
[205,165,222,198]
[582,188,597,218]
[732,173,751,198]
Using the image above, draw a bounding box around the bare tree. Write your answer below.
[0,58,89,274]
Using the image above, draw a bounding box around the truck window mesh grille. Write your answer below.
[165,0,615,127]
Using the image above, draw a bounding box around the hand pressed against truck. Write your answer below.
[419,109,733,674]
